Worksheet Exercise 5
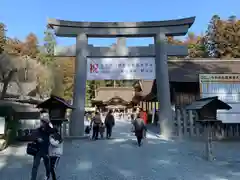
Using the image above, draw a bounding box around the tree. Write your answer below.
[51,63,64,98]
[205,15,221,57]
[40,27,56,65]
[183,32,208,58]
[103,80,127,87]
[217,18,240,58]
[167,36,183,45]
[5,38,24,55]
[115,80,125,87]
[22,33,39,58]
[204,15,240,58]
[35,62,53,98]
[53,57,98,102]
[0,53,19,99]
[105,80,114,87]
[85,81,92,107]
[0,22,54,99]
[53,57,75,100]
[228,15,237,23]
[0,23,6,53]
[0,53,51,99]
[44,27,56,55]
[122,80,134,87]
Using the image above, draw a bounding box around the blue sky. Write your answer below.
[1,0,240,46]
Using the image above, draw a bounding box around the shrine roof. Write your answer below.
[37,95,73,109]
[185,96,232,111]
[92,87,134,102]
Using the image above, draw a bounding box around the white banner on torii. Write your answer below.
[87,57,155,80]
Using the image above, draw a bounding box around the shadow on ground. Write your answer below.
[60,136,240,180]
[0,143,49,180]
[1,119,240,179]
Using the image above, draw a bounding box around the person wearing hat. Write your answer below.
[31,112,53,180]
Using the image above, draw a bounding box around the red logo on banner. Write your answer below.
[90,64,98,73]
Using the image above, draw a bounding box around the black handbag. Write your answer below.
[26,142,39,156]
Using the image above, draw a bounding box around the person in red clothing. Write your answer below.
[139,109,147,124]
[139,109,147,138]
[143,111,148,125]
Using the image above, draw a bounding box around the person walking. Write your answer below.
[99,122,105,139]
[130,112,135,124]
[133,113,147,147]
[31,113,53,180]
[104,110,115,139]
[49,128,63,180]
[90,111,102,140]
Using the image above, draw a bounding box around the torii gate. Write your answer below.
[48,17,195,138]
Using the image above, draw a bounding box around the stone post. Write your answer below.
[70,33,88,136]
[154,33,173,138]
[205,124,214,161]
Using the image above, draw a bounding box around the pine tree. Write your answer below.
[44,28,56,55]
[205,15,221,57]
[0,23,6,53]
[39,27,56,65]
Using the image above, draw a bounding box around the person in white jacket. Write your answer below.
[49,128,63,180]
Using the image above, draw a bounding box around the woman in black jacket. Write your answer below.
[31,113,53,180]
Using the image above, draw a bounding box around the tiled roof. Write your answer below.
[168,59,240,82]
[0,100,39,112]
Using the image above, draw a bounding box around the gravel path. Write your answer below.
[1,119,240,180]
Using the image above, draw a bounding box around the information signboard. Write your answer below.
[199,74,240,123]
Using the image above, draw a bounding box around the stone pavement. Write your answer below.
[1,120,240,180]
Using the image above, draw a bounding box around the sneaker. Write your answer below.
[43,176,50,180]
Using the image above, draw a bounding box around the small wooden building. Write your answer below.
[185,97,232,160]
[185,96,232,121]
[0,100,40,142]
[37,95,73,132]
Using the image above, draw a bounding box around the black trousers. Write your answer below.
[31,153,50,180]
[92,125,100,139]
[50,156,60,180]
[106,126,112,138]
[137,136,142,146]
[135,130,143,147]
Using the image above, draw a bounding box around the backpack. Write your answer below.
[134,118,144,131]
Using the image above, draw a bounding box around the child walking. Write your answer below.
[49,128,63,180]
[99,122,105,138]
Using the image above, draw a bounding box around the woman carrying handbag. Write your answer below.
[30,113,53,180]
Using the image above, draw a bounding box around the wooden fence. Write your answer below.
[173,108,240,140]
